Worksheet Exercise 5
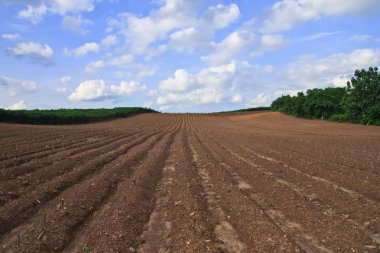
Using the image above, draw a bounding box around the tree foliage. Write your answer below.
[271,88,346,119]
[271,67,380,125]
[342,67,380,123]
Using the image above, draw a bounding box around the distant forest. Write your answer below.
[0,107,156,125]
[271,67,380,125]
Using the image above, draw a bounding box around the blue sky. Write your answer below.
[1,0,380,112]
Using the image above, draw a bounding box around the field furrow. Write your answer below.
[0,132,166,252]
[0,130,163,236]
[195,129,379,252]
[0,112,378,253]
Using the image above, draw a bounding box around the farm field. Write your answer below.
[0,112,379,253]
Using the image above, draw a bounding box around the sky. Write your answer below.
[1,0,380,112]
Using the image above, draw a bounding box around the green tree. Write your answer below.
[301,88,343,119]
[342,67,380,123]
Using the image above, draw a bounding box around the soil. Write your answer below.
[0,112,379,253]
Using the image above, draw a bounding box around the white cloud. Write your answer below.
[64,42,99,57]
[203,30,255,65]
[156,61,240,106]
[0,76,38,92]
[69,80,106,101]
[248,93,270,107]
[101,35,117,47]
[10,42,53,58]
[286,48,380,88]
[159,69,196,92]
[230,93,243,103]
[201,4,240,29]
[156,88,223,106]
[7,100,27,110]
[1,33,21,40]
[262,0,380,33]
[50,0,94,15]
[18,4,47,24]
[62,15,92,34]
[85,54,134,72]
[251,34,286,57]
[108,0,200,54]
[107,1,240,55]
[68,79,146,102]
[350,34,373,42]
[16,0,95,24]
[168,27,206,52]
[60,75,71,84]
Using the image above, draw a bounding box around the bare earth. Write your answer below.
[0,112,379,253]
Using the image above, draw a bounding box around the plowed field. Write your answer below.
[0,112,379,253]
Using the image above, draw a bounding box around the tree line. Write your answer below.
[0,107,157,125]
[271,67,380,125]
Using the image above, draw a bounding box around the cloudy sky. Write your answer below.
[1,0,380,112]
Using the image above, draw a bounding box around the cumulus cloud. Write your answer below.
[261,0,380,33]
[202,29,285,65]
[107,0,201,54]
[10,42,53,58]
[1,33,21,40]
[155,61,279,110]
[85,54,134,72]
[156,61,240,106]
[8,42,54,65]
[251,34,286,56]
[107,1,240,55]
[18,4,47,24]
[286,48,380,89]
[168,27,206,52]
[64,42,99,57]
[62,15,92,34]
[7,100,27,110]
[201,4,240,29]
[50,0,94,15]
[202,30,255,65]
[155,48,380,110]
[159,69,196,92]
[166,3,240,54]
[156,88,223,106]
[68,79,146,102]
[15,0,95,24]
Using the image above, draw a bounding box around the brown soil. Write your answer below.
[0,112,379,253]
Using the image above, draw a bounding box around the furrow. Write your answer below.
[0,132,166,252]
[197,132,379,252]
[139,128,220,253]
[0,132,140,205]
[63,131,175,253]
[0,130,96,165]
[0,131,161,236]
[0,132,127,182]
